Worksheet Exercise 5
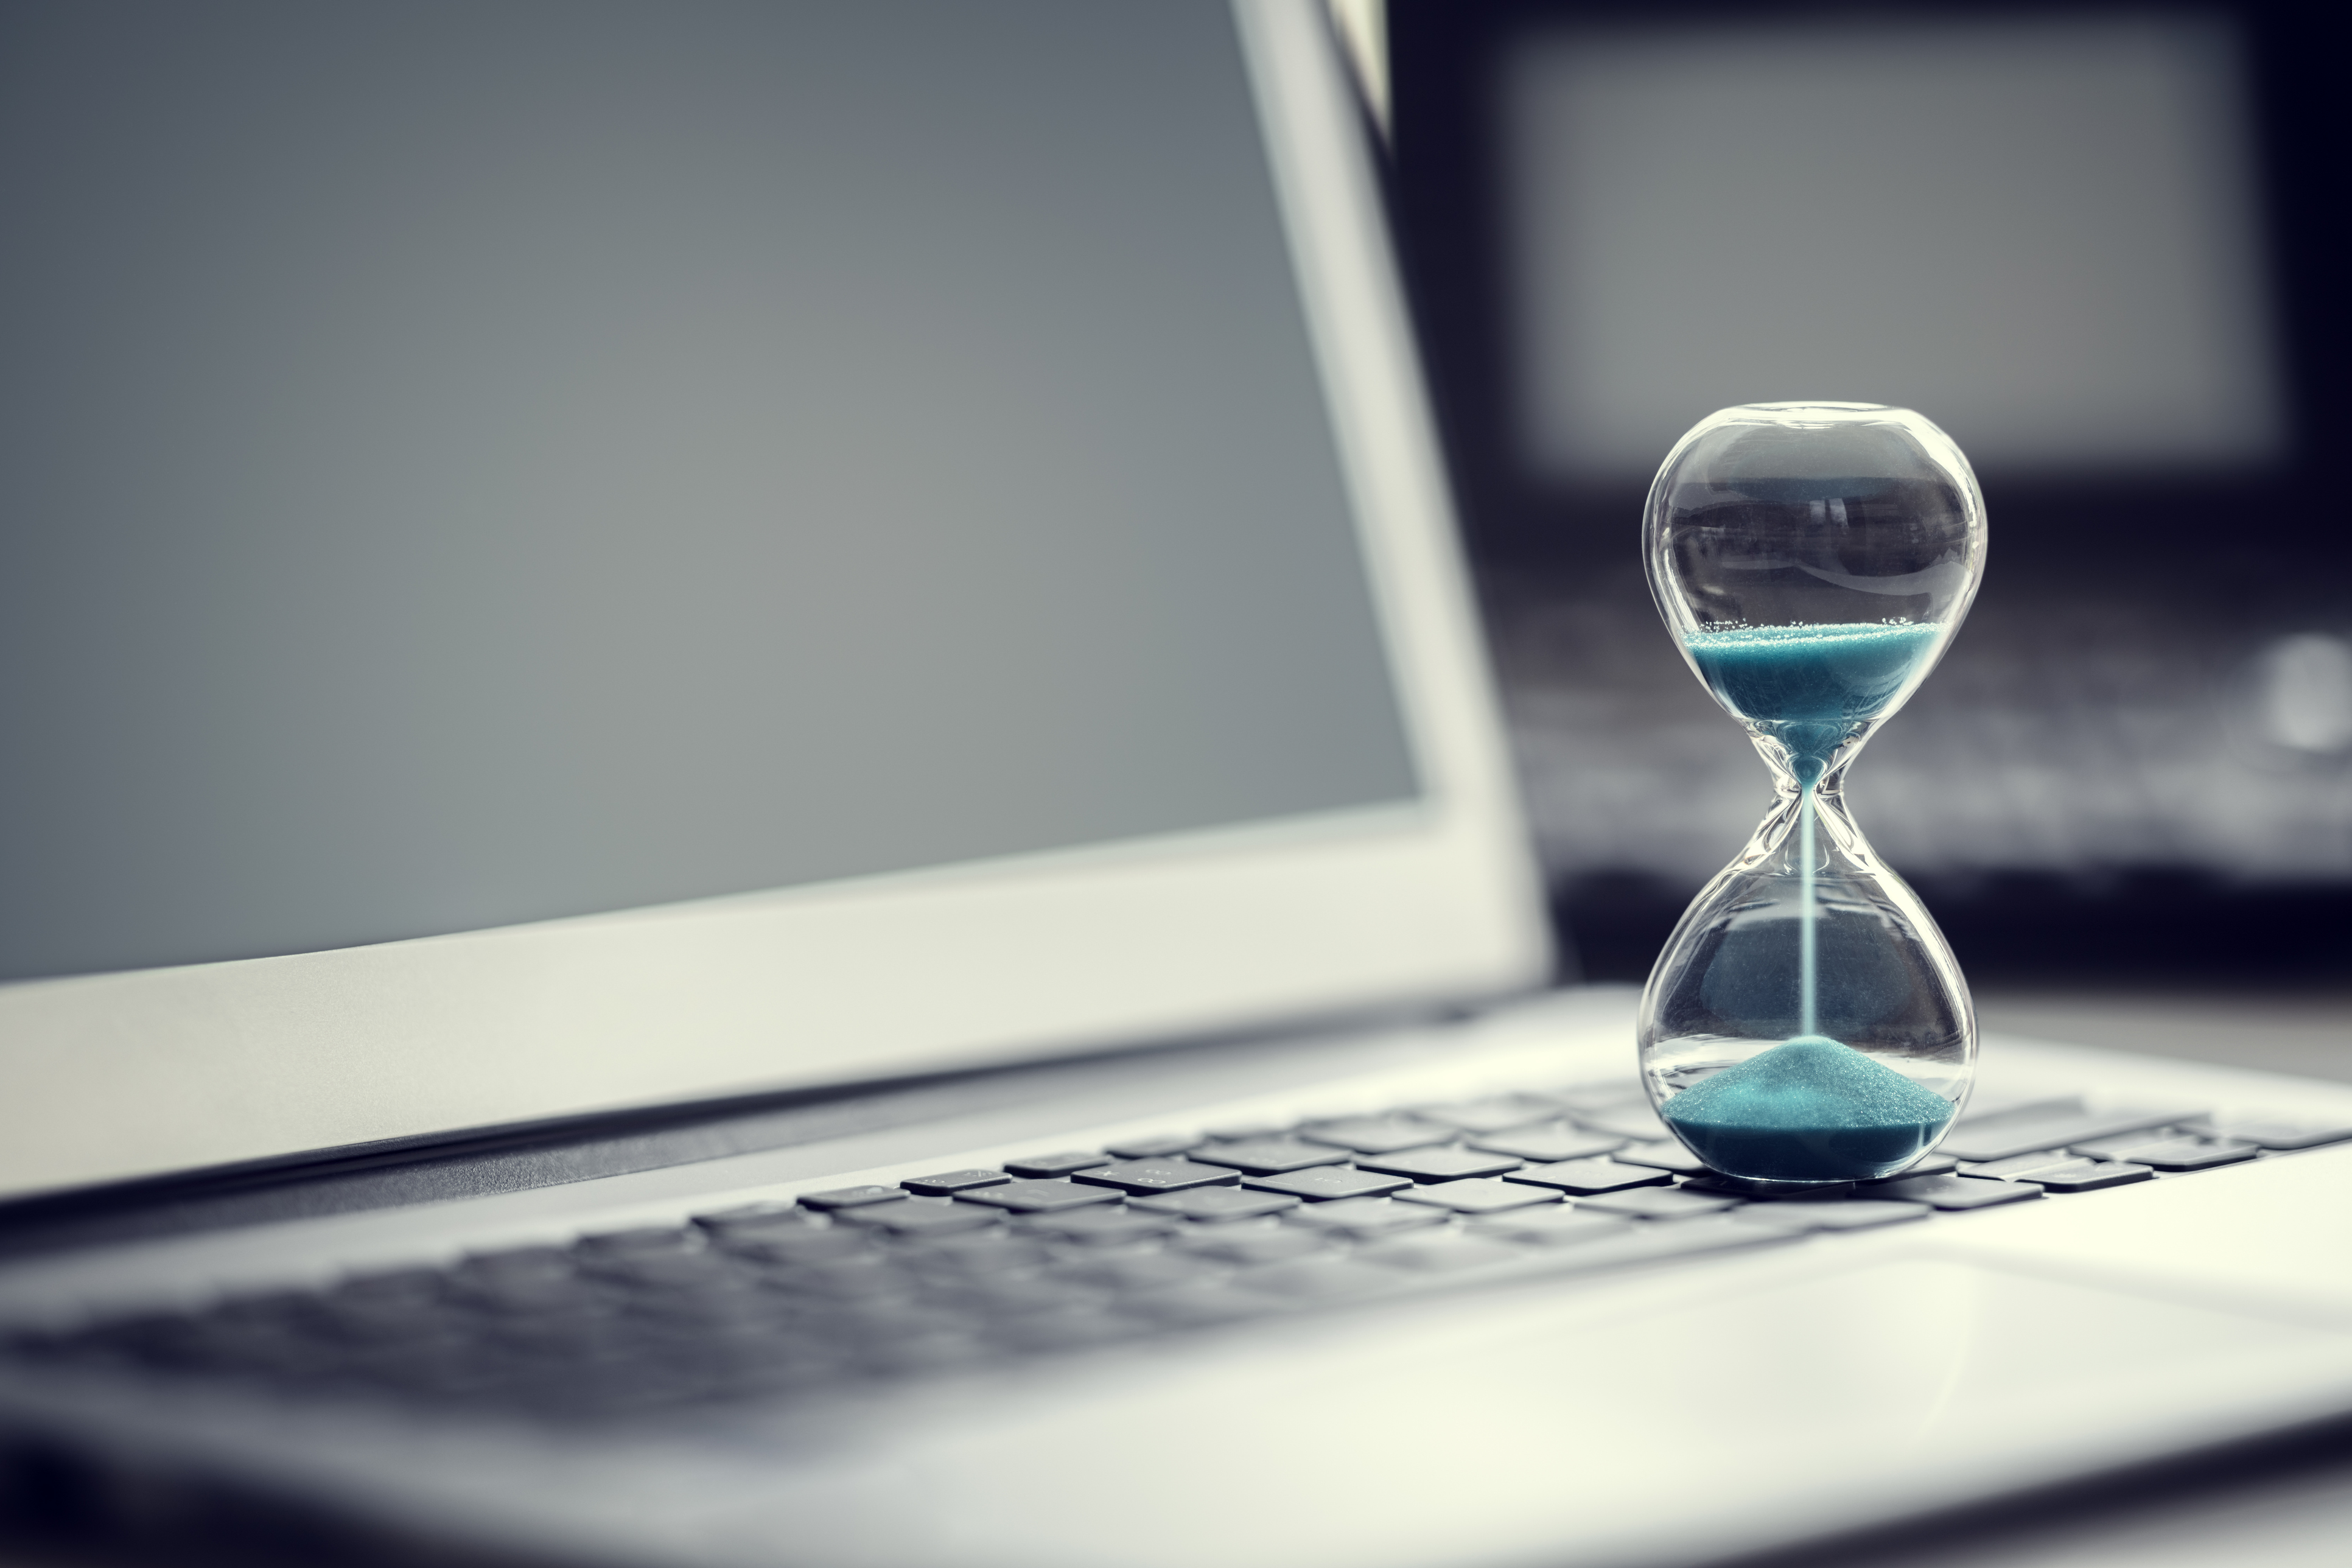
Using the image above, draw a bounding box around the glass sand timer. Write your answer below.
[1639,403,1986,1186]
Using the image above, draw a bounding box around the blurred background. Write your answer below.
[1351,0,2349,1069]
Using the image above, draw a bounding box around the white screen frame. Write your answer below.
[0,0,1549,1202]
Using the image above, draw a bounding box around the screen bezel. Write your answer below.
[0,0,1550,1203]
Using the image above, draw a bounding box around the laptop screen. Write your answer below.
[0,0,1418,982]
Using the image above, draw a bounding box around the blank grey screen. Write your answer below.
[1506,13,2283,480]
[0,0,1419,981]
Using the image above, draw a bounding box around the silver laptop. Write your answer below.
[3,4,2349,1565]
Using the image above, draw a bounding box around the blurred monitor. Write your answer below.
[1502,13,2280,481]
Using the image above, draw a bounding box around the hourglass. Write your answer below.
[1640,403,1986,1186]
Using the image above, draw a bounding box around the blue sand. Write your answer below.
[1661,1035,1956,1182]
[1685,622,1940,778]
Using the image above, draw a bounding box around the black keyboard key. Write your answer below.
[1870,1174,2043,1209]
[723,1349,857,1398]
[2063,1133,2179,1161]
[898,1169,1012,1196]
[207,1290,318,1329]
[1104,1133,1205,1159]
[2179,1115,2352,1151]
[326,1270,446,1314]
[1940,1104,2193,1163]
[621,1276,778,1323]
[352,1338,517,1397]
[862,1331,996,1379]
[1121,1286,1282,1326]
[1417,1094,1563,1133]
[1730,1199,1930,1232]
[1281,1195,1448,1239]
[719,1227,871,1266]
[1847,1160,1956,1191]
[1129,1188,1300,1223]
[990,1306,1149,1352]
[332,1265,444,1297]
[1073,1158,1240,1195]
[1504,1158,1670,1195]
[1020,1208,1178,1247]
[1551,1083,1650,1114]
[316,1298,456,1346]
[1960,1150,2088,1180]
[1051,1251,1223,1293]
[766,1256,917,1300]
[458,1245,573,1275]
[1959,1093,2086,1121]
[77,1314,215,1371]
[1189,1137,1351,1175]
[1391,1177,1559,1214]
[1244,1166,1410,1202]
[1002,1152,1113,1178]
[1578,1188,1742,1221]
[693,1202,817,1239]
[1572,1104,1676,1142]
[1297,1115,1457,1154]
[573,1227,698,1258]
[1540,1214,1799,1273]
[1177,1225,1329,1265]
[2070,1136,2256,1171]
[952,1178,1123,1214]
[1202,1119,1289,1141]
[1471,1124,1626,1164]
[491,1309,637,1360]
[1357,1234,1526,1273]
[833,1199,1003,1238]
[800,1301,964,1352]
[1469,1207,1638,1247]
[1610,1141,1707,1175]
[798,1185,909,1211]
[1235,1256,1396,1300]
[900,1233,1053,1276]
[1684,1173,1854,1200]
[1354,1147,1524,1183]
[450,1254,583,1313]
[582,1250,741,1290]
[938,1275,1091,1315]
[186,1322,345,1380]
[2006,1158,2154,1192]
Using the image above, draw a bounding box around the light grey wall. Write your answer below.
[0,0,1417,980]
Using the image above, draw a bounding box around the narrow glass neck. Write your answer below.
[1732,760,1879,883]
[1748,718,1874,796]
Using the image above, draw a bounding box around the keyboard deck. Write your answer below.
[10,1082,2347,1422]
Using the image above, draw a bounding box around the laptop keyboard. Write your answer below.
[9,1083,2348,1422]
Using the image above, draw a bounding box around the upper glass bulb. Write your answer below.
[1647,402,1985,787]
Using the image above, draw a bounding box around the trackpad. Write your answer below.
[783,1258,2352,1568]
[1633,1255,2319,1444]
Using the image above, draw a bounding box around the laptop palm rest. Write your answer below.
[568,1244,2346,1568]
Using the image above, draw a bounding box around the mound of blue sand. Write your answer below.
[1661,1035,1956,1183]
[1684,622,1940,780]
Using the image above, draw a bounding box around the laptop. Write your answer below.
[3,4,2350,1564]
